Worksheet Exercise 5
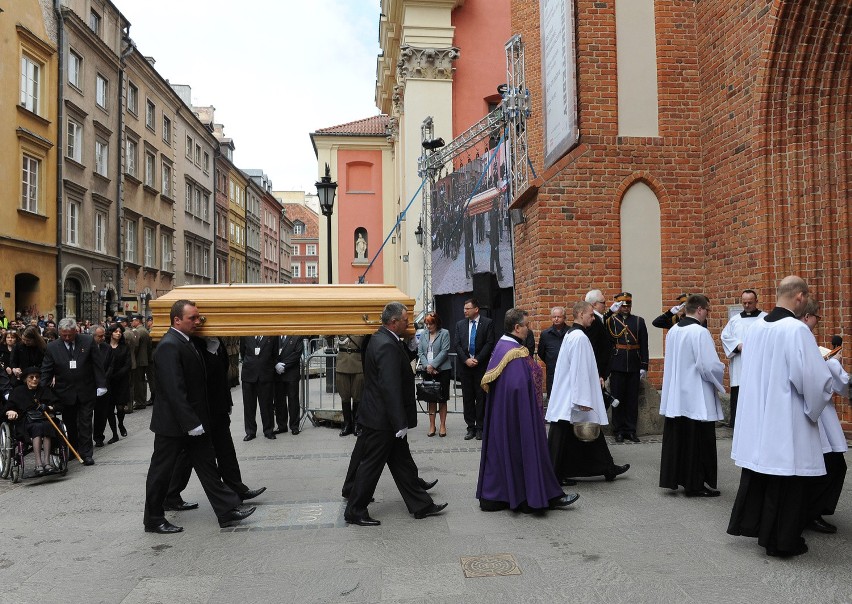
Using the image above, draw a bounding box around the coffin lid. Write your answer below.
[148,284,416,339]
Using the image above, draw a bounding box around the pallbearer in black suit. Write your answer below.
[143,299,255,534]
[344,302,447,526]
[40,317,107,465]
[239,335,277,440]
[273,335,305,435]
[453,298,495,440]
[605,292,649,443]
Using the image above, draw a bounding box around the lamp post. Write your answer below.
[315,163,338,393]
[316,163,338,285]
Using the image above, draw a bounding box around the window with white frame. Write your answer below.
[185,182,192,213]
[294,222,304,235]
[20,55,40,113]
[185,241,192,273]
[144,151,155,187]
[96,74,108,109]
[89,10,101,35]
[21,154,39,212]
[194,143,201,165]
[305,263,318,279]
[203,151,210,173]
[306,244,317,256]
[202,247,210,277]
[125,138,137,177]
[67,201,79,245]
[144,226,155,267]
[161,162,172,197]
[66,119,82,162]
[145,99,155,130]
[185,135,192,159]
[203,193,210,221]
[160,232,173,271]
[95,140,108,175]
[95,210,107,253]
[125,218,137,263]
[127,83,138,114]
[68,50,82,89]
[291,263,300,278]
[194,188,201,216]
[162,115,171,145]
[292,244,300,256]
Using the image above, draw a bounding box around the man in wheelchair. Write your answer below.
[3,366,59,476]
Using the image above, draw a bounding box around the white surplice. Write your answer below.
[720,311,767,387]
[660,319,725,421]
[818,357,849,454]
[731,313,833,476]
[545,328,607,425]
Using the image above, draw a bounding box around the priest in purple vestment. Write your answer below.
[476,308,580,513]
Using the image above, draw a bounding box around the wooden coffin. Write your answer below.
[148,284,416,339]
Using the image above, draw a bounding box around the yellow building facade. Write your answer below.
[228,169,247,283]
[1,3,60,317]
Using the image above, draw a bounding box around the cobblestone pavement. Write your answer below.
[0,388,850,603]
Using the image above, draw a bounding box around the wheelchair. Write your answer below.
[0,413,70,483]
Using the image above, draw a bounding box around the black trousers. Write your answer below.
[132,367,147,407]
[92,393,116,442]
[60,399,94,459]
[144,432,241,527]
[609,370,640,435]
[345,427,432,518]
[273,379,300,431]
[459,365,486,431]
[242,380,274,436]
[144,364,156,401]
[729,386,739,428]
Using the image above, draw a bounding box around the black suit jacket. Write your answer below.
[239,336,277,383]
[192,336,233,416]
[273,335,304,382]
[358,327,416,432]
[150,328,209,437]
[586,313,614,380]
[40,334,106,407]
[453,315,495,368]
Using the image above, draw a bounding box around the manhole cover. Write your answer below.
[220,500,346,532]
[460,553,521,578]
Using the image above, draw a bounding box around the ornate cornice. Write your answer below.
[386,116,399,143]
[397,45,460,83]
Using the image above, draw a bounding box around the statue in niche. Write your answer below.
[355,232,367,260]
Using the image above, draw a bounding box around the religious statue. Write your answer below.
[355,233,367,259]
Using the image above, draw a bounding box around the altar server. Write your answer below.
[727,276,833,557]
[658,294,725,497]
[720,289,766,428]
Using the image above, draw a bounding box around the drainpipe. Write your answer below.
[117,31,135,312]
[54,0,65,319]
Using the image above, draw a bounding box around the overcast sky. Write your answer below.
[114,0,382,192]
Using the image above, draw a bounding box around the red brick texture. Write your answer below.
[510,0,852,419]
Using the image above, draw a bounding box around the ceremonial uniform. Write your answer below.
[605,293,648,441]
[336,335,365,436]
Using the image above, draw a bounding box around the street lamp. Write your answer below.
[315,163,337,285]
[414,220,424,246]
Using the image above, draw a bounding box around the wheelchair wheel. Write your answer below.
[50,420,69,476]
[0,422,11,479]
[10,442,22,483]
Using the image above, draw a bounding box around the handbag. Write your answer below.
[416,379,442,403]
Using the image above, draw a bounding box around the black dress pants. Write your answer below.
[60,398,95,459]
[345,427,432,518]
[609,370,640,436]
[242,380,274,436]
[144,432,241,527]
[459,366,486,431]
[273,379,300,431]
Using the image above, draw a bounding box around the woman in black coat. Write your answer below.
[105,323,131,439]
[10,326,45,386]
[0,331,19,380]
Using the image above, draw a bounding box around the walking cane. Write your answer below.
[43,410,84,464]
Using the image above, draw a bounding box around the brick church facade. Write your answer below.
[509,1,850,417]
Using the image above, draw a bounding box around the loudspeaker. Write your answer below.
[472,271,499,310]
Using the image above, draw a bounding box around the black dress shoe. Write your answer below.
[627,433,640,443]
[240,486,267,501]
[145,521,183,534]
[550,493,580,508]
[560,477,578,486]
[83,457,95,466]
[243,434,256,442]
[273,427,288,434]
[685,487,720,497]
[264,433,276,440]
[107,436,120,444]
[345,514,381,526]
[163,501,199,511]
[767,542,808,557]
[353,424,362,437]
[604,464,630,482]
[218,505,257,528]
[119,425,128,437]
[339,423,354,437]
[615,433,624,443]
[414,502,448,519]
[421,478,438,491]
[475,430,483,441]
[464,429,476,441]
[290,428,300,435]
[809,517,837,534]
[94,441,104,448]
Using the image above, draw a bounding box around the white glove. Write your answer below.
[188,425,205,436]
[275,362,286,374]
[205,337,220,354]
[395,428,408,439]
[639,369,647,380]
[670,303,685,314]
[610,301,624,313]
[96,388,108,397]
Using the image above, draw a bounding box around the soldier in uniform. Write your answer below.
[132,314,151,409]
[336,335,365,436]
[652,293,689,330]
[605,292,649,443]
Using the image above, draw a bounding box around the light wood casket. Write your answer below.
[148,284,416,339]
